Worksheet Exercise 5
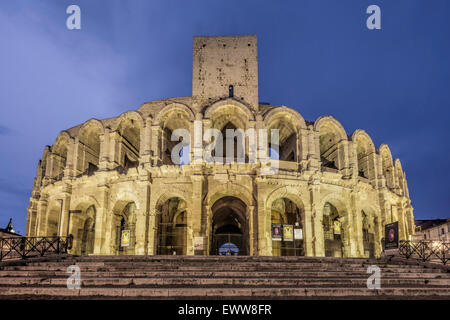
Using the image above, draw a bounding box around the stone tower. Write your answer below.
[192,35,259,111]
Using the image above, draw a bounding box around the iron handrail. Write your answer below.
[0,235,73,261]
[398,240,450,265]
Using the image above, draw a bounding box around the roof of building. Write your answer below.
[0,218,21,236]
[415,219,450,231]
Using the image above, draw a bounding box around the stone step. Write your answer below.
[2,264,444,273]
[1,286,449,299]
[17,261,435,271]
[1,270,448,279]
[1,276,449,287]
[58,255,385,264]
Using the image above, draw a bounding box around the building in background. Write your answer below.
[25,35,415,258]
[414,219,450,242]
[0,218,21,238]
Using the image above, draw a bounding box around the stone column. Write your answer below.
[94,185,110,254]
[57,187,72,237]
[310,184,325,256]
[150,125,162,166]
[146,208,157,255]
[303,205,314,256]
[256,180,270,256]
[36,197,48,236]
[307,126,320,170]
[189,175,204,255]
[134,180,150,255]
[98,128,111,170]
[64,138,76,178]
[140,117,153,166]
[248,205,255,256]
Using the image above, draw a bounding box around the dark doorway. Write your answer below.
[210,196,248,255]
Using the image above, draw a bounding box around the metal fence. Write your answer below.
[0,235,73,261]
[398,240,450,265]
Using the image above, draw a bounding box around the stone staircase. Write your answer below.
[0,255,449,299]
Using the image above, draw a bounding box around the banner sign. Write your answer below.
[120,230,130,247]
[194,237,204,250]
[272,224,282,241]
[283,225,294,241]
[333,221,341,235]
[385,221,399,249]
[294,228,303,240]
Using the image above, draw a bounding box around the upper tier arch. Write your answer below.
[314,116,347,141]
[263,106,307,131]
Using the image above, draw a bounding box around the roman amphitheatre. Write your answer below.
[25,35,414,259]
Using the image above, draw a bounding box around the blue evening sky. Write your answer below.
[1,0,449,234]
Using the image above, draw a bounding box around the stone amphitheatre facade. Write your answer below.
[26,35,414,258]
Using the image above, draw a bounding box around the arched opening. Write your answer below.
[77,123,101,176]
[80,205,96,255]
[361,210,375,258]
[323,202,345,257]
[209,105,250,164]
[318,122,346,171]
[210,196,248,256]
[52,135,69,181]
[159,109,191,166]
[270,198,304,256]
[111,202,136,255]
[380,147,394,189]
[117,118,140,170]
[156,197,188,255]
[355,136,373,179]
[215,122,246,163]
[267,117,297,162]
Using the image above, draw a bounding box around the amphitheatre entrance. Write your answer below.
[210,196,248,256]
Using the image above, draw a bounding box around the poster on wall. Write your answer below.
[120,230,130,247]
[384,221,399,250]
[272,224,282,241]
[283,225,294,241]
[333,220,341,235]
[294,228,303,240]
[194,237,204,250]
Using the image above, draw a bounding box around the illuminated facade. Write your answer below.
[26,35,415,257]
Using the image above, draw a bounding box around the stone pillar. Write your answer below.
[140,117,153,166]
[64,138,76,178]
[134,211,147,255]
[109,131,122,168]
[36,197,48,236]
[57,188,72,237]
[309,185,324,256]
[351,193,364,257]
[150,125,162,166]
[94,185,110,254]
[98,128,111,170]
[256,180,270,256]
[146,203,158,255]
[303,205,314,256]
[137,180,151,254]
[397,204,407,241]
[307,126,320,170]
[248,205,255,256]
[189,175,204,255]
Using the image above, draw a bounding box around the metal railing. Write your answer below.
[0,235,73,262]
[398,240,450,265]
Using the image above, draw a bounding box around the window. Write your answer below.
[229,85,234,98]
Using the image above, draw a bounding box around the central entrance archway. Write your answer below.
[210,196,248,256]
